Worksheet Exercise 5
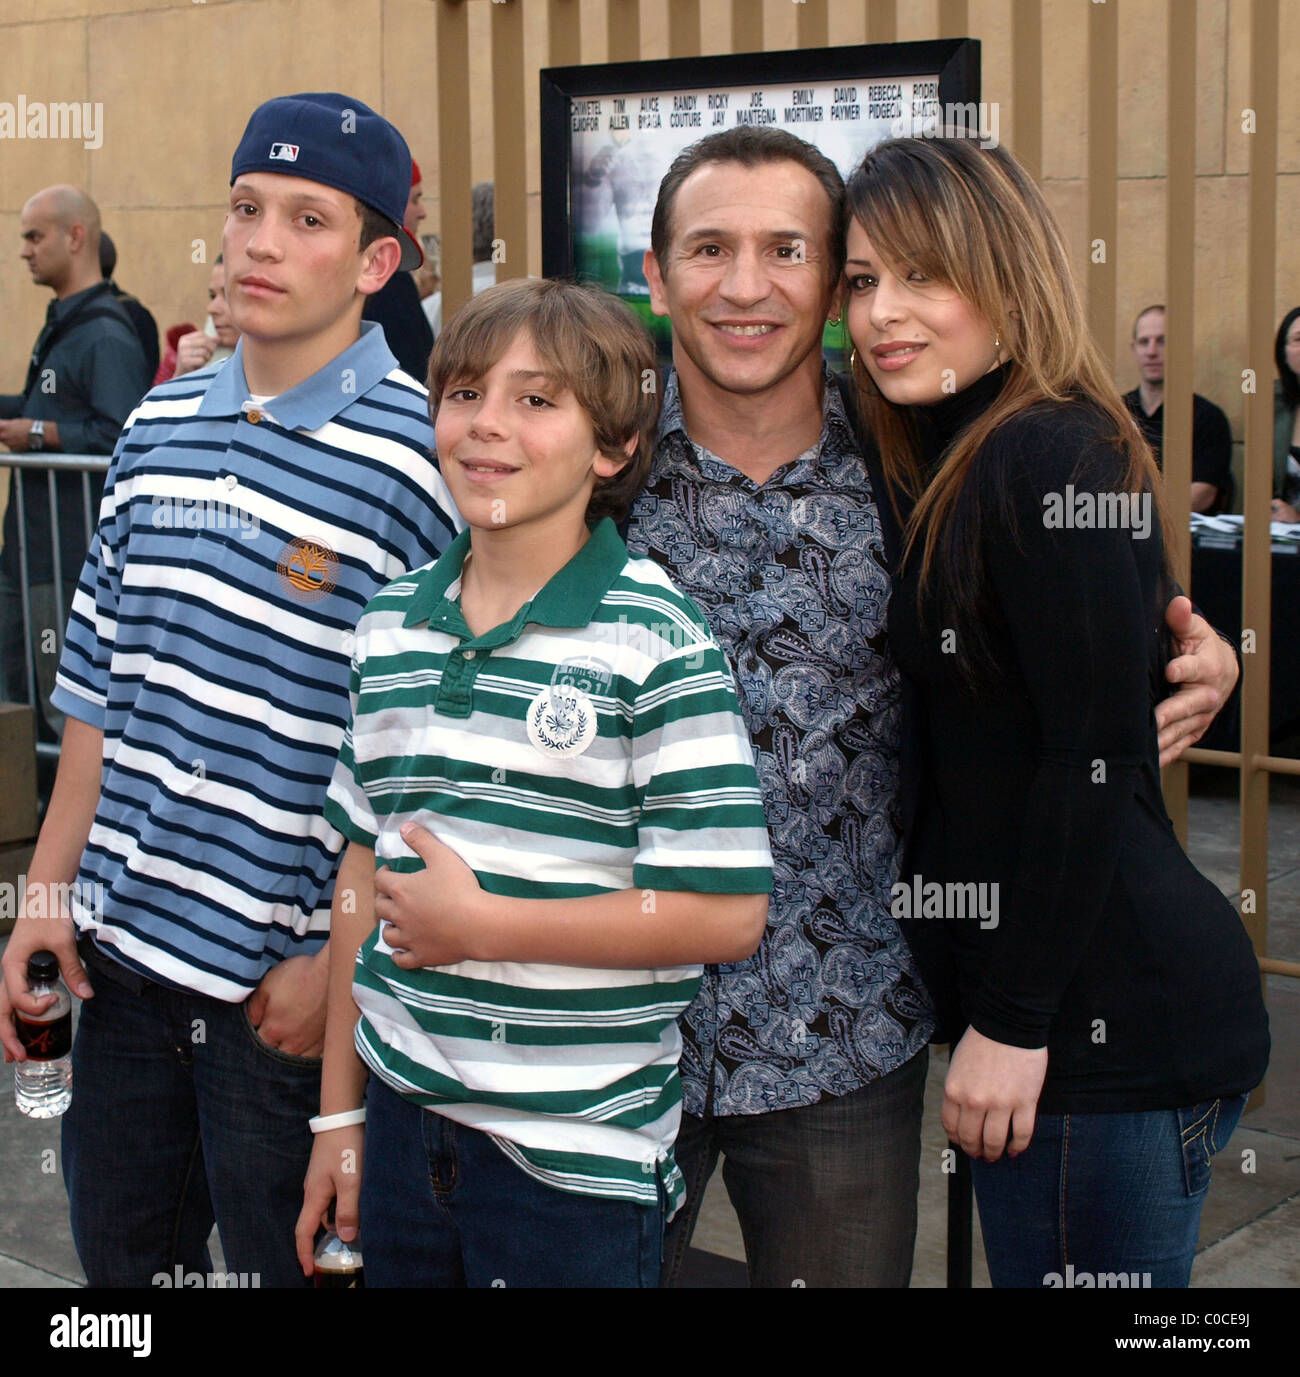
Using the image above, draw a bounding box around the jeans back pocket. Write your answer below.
[1178,1093,1248,1197]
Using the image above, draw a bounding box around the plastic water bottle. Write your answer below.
[313,1229,364,1288]
[14,950,73,1118]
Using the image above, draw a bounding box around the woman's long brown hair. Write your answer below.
[844,137,1173,674]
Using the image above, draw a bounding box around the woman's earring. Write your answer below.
[849,347,858,371]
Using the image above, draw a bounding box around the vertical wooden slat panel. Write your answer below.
[1164,2,1196,593]
[548,0,582,67]
[866,0,897,44]
[732,0,763,52]
[1162,0,1198,843]
[668,0,700,56]
[1011,0,1042,181]
[796,0,830,49]
[437,0,473,322]
[1087,0,1118,371]
[606,0,640,62]
[1241,0,1279,1000]
[938,0,968,38]
[491,0,526,283]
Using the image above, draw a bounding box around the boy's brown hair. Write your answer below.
[427,277,661,525]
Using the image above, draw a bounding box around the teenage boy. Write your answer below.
[0,93,460,1288]
[295,278,772,1288]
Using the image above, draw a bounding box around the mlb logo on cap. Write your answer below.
[232,93,422,270]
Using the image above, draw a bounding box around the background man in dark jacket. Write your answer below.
[0,184,150,737]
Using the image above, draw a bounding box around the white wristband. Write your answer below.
[309,1108,366,1134]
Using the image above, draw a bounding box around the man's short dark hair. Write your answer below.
[354,197,397,254]
[650,127,846,284]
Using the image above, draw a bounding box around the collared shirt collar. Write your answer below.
[655,364,855,474]
[197,320,399,430]
[403,517,628,639]
[49,280,114,322]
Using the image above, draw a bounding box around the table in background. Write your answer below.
[1189,540,1300,753]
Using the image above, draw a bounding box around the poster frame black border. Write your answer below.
[539,37,981,281]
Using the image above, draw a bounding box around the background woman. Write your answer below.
[1272,306,1300,522]
[842,135,1269,1288]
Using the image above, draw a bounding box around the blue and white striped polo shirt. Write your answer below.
[51,323,462,1000]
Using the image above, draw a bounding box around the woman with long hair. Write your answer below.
[1271,306,1300,521]
[842,135,1269,1287]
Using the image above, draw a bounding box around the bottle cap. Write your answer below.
[26,950,60,984]
[314,1229,363,1271]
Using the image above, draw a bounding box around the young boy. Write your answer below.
[0,93,460,1287]
[297,278,772,1287]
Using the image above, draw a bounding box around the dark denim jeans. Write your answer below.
[0,568,82,739]
[62,942,320,1288]
[970,1094,1250,1288]
[359,1076,664,1288]
[662,1046,929,1288]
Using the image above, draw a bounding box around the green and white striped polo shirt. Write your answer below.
[325,518,772,1214]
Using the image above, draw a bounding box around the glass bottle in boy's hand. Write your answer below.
[14,950,73,1118]
[313,1228,364,1289]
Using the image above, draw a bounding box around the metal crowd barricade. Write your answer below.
[2,452,109,763]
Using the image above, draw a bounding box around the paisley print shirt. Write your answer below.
[625,369,935,1117]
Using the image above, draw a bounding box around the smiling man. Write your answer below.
[1124,305,1233,514]
[618,127,1242,1288]
[0,93,459,1288]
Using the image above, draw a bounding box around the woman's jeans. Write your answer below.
[970,1094,1249,1288]
[359,1076,665,1288]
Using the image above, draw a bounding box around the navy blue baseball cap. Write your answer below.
[231,92,423,271]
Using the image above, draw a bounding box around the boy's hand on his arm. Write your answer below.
[376,823,487,970]
[375,824,767,970]
[246,947,330,1058]
[294,1124,364,1278]
[1155,596,1238,766]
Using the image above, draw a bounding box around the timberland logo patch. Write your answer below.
[276,537,338,602]
[527,685,596,758]
[269,142,299,161]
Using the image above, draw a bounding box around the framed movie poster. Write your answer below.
[540,39,981,364]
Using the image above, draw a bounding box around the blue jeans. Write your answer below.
[661,1047,928,1288]
[0,567,81,740]
[970,1094,1250,1288]
[359,1076,665,1288]
[62,941,321,1288]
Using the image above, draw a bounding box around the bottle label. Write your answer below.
[313,1267,364,1289]
[16,1011,72,1060]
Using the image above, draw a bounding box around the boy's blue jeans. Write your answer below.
[359,1076,665,1287]
[62,940,320,1288]
[969,1094,1250,1288]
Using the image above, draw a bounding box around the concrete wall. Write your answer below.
[0,0,1296,495]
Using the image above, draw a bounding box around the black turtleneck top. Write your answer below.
[889,368,1269,1112]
